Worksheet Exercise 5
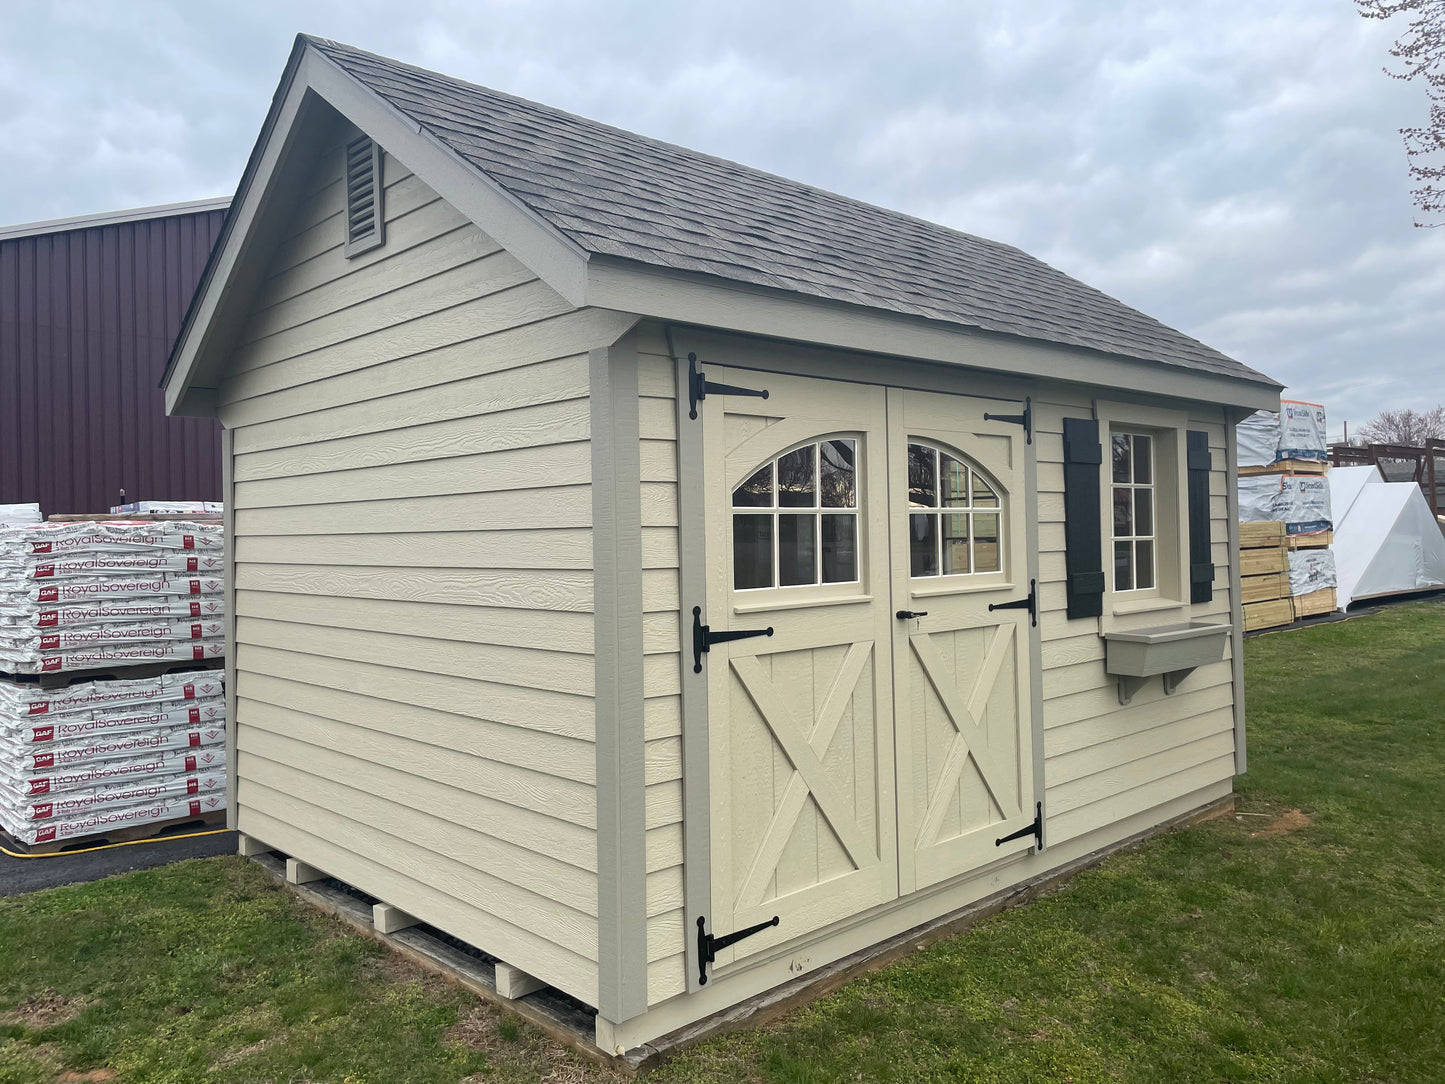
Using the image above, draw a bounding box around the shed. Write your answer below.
[1,198,229,513]
[162,36,1282,1053]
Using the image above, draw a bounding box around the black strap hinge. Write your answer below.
[697,914,779,985]
[984,396,1032,444]
[996,802,1043,849]
[987,578,1037,627]
[693,606,774,673]
[688,352,769,420]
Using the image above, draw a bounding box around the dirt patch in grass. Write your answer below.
[208,1035,283,1072]
[0,992,85,1030]
[55,1070,117,1083]
[362,945,457,1000]
[1251,808,1313,838]
[446,1006,503,1051]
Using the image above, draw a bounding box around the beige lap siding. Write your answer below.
[216,138,633,1004]
[635,331,690,1005]
[1034,400,1236,846]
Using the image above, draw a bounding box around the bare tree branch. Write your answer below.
[1358,404,1445,443]
[1357,0,1445,225]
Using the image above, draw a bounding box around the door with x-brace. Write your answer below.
[700,369,899,971]
[888,388,1036,893]
[698,371,1036,975]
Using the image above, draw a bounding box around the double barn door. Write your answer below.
[699,368,1036,975]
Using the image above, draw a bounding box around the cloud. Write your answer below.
[0,0,1439,432]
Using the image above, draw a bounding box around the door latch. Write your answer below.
[987,578,1037,627]
[692,606,774,673]
[896,610,929,620]
[697,914,779,985]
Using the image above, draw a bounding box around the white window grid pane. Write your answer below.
[907,442,1005,579]
[1110,432,1156,592]
[732,440,861,590]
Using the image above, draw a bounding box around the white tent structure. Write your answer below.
[1329,465,1445,608]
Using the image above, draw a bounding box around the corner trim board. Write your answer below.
[222,425,238,826]
[1224,411,1248,773]
[592,333,649,1023]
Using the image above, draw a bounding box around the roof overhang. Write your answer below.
[584,256,1283,413]
[164,36,1282,419]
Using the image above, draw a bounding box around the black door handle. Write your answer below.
[896,610,929,620]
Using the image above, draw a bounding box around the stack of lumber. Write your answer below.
[0,672,225,846]
[0,521,225,674]
[1236,402,1338,624]
[1240,521,1294,631]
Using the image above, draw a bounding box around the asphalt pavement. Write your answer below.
[0,829,237,896]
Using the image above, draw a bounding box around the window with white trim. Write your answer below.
[1111,431,1156,591]
[907,442,1003,578]
[732,439,859,590]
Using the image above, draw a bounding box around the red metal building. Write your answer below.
[0,199,228,515]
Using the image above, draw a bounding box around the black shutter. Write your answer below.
[1186,431,1214,604]
[1063,418,1105,619]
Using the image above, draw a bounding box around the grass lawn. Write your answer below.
[2,601,1443,1083]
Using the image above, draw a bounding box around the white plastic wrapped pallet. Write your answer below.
[1237,411,1280,467]
[1288,549,1337,596]
[0,505,42,529]
[1237,474,1332,535]
[1235,402,1328,466]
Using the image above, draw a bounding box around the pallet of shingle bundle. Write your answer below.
[3,746,228,799]
[1,791,227,847]
[0,671,224,719]
[0,521,226,677]
[0,668,228,850]
[5,768,227,824]
[0,720,226,774]
[3,618,228,651]
[2,520,224,558]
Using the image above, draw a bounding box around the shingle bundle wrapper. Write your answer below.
[0,521,225,674]
[0,672,226,845]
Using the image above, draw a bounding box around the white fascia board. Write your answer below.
[164,51,316,418]
[583,257,1283,413]
[305,49,590,307]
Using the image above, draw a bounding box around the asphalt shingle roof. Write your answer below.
[309,37,1273,385]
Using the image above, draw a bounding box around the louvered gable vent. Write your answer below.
[344,135,384,256]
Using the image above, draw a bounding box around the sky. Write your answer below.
[2,0,1440,436]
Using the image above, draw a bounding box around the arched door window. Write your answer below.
[907,442,1004,578]
[732,438,859,590]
